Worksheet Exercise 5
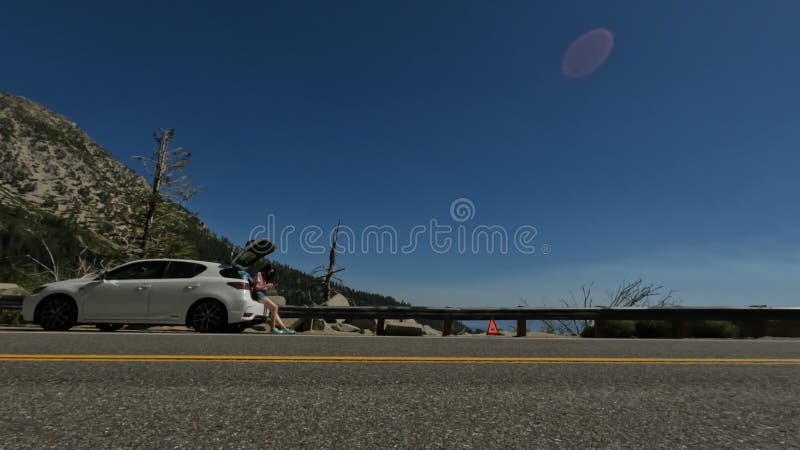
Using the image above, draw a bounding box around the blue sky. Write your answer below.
[2,1,800,307]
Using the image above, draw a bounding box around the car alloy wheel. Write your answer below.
[39,297,77,331]
[191,300,226,332]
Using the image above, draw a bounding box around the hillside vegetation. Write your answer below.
[0,92,465,332]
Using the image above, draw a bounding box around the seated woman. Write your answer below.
[252,263,294,334]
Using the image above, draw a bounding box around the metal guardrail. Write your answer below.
[0,295,24,310]
[279,305,800,321]
[4,294,797,337]
[280,305,800,337]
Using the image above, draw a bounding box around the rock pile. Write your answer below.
[249,294,443,336]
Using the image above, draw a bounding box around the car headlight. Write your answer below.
[31,285,47,295]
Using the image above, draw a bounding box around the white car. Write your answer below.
[22,240,275,333]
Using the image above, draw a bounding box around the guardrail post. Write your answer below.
[594,320,607,338]
[442,319,452,337]
[376,318,385,336]
[516,319,526,337]
[671,320,687,339]
[751,319,766,338]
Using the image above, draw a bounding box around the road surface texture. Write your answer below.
[0,329,798,449]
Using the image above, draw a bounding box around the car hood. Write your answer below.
[38,276,99,291]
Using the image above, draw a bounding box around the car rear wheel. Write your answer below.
[96,323,124,332]
[38,296,77,331]
[190,300,227,333]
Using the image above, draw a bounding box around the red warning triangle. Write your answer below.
[486,319,500,335]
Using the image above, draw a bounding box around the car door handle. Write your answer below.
[136,285,151,291]
[186,284,200,290]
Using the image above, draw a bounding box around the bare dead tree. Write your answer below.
[538,279,679,336]
[312,221,346,304]
[24,242,117,283]
[74,247,115,278]
[606,279,677,308]
[538,283,594,336]
[137,129,171,257]
[26,239,59,281]
[134,129,204,258]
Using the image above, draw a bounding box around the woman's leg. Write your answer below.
[260,298,287,330]
[256,292,275,329]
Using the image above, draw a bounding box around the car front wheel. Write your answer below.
[190,300,227,333]
[38,296,77,331]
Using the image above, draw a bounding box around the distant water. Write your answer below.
[461,320,551,334]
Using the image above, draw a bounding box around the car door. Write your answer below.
[82,261,168,321]
[147,261,209,322]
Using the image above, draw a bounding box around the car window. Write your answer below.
[105,261,168,280]
[219,267,248,280]
[163,262,207,279]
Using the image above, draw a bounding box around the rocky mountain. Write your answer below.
[0,92,239,284]
[0,92,234,263]
[0,93,147,244]
[0,92,467,332]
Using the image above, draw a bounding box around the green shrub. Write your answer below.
[606,320,636,338]
[540,323,556,334]
[583,320,636,338]
[635,320,673,338]
[0,310,24,326]
[690,321,738,338]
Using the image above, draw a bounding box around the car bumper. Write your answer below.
[235,301,267,324]
[243,314,267,325]
[22,294,42,322]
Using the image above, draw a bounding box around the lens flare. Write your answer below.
[562,28,615,79]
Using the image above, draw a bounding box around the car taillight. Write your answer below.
[227,282,250,290]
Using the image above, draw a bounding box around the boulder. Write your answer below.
[331,322,360,333]
[323,294,351,307]
[0,283,26,295]
[281,294,351,331]
[291,318,328,332]
[282,317,307,330]
[322,294,351,323]
[308,318,332,332]
[345,318,377,332]
[383,319,423,336]
[421,325,442,336]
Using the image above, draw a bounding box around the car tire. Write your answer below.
[189,300,227,333]
[38,296,77,331]
[96,323,124,332]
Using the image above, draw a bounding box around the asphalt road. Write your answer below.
[1,330,798,449]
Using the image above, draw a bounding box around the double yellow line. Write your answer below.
[1,354,800,364]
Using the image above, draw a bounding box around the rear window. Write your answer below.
[219,268,248,280]
[163,262,207,279]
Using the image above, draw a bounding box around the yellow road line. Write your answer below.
[0,354,799,364]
